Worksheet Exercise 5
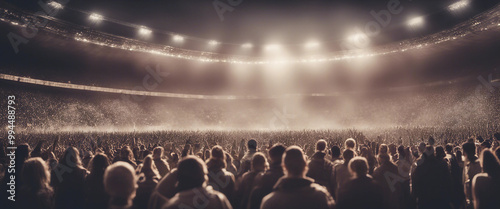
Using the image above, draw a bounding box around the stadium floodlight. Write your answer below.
[138,26,152,36]
[241,43,253,49]
[208,40,219,46]
[448,0,470,11]
[305,41,320,49]
[89,13,103,22]
[173,35,184,42]
[407,16,424,28]
[48,1,63,9]
[264,44,281,51]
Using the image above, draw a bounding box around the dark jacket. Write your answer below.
[336,175,386,209]
[261,177,335,209]
[248,161,285,209]
[206,158,236,205]
[373,161,403,209]
[307,152,334,193]
[51,165,88,209]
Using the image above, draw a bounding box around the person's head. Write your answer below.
[152,147,164,160]
[60,147,83,168]
[21,157,51,192]
[480,149,500,179]
[418,142,426,154]
[435,146,446,160]
[140,155,160,180]
[282,146,307,178]
[331,145,341,159]
[177,156,207,191]
[316,139,327,152]
[269,144,286,164]
[104,162,137,207]
[424,145,435,157]
[378,153,391,165]
[248,139,257,151]
[379,144,388,155]
[398,145,406,158]
[388,144,397,155]
[17,144,31,162]
[88,153,110,175]
[251,152,267,172]
[348,157,368,178]
[342,149,355,164]
[121,146,134,161]
[445,144,453,154]
[428,136,435,146]
[345,138,356,150]
[211,145,225,160]
[462,142,477,161]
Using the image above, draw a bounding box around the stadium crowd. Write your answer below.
[1,132,500,209]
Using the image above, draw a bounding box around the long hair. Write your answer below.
[480,149,500,179]
[21,157,52,193]
[88,153,110,176]
[140,155,160,180]
[59,147,83,169]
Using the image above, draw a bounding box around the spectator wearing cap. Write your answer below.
[162,156,233,209]
[104,162,137,209]
[261,146,335,209]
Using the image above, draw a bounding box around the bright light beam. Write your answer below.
[48,1,63,9]
[89,13,103,22]
[138,26,152,36]
[173,35,184,42]
[408,16,424,28]
[208,40,219,46]
[448,0,470,11]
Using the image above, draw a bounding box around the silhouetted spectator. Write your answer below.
[162,156,232,209]
[134,155,160,209]
[206,145,236,205]
[463,142,481,205]
[237,152,267,209]
[261,146,335,209]
[239,139,258,177]
[85,153,110,209]
[373,153,402,209]
[152,147,170,177]
[337,157,386,209]
[104,162,137,209]
[248,144,286,209]
[332,149,355,199]
[307,139,335,194]
[51,147,89,209]
[472,149,500,209]
[412,145,452,209]
[18,157,54,209]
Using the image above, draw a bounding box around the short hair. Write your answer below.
[104,162,137,205]
[462,142,476,158]
[248,139,257,150]
[435,146,446,159]
[251,152,267,171]
[331,145,341,158]
[153,147,164,159]
[316,139,327,151]
[283,146,307,176]
[177,156,207,191]
[345,138,356,149]
[480,149,500,178]
[349,157,368,177]
[342,149,355,164]
[211,145,225,160]
[268,144,286,163]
